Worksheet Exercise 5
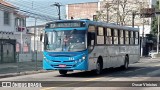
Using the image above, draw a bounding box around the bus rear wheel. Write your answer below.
[121,56,129,70]
[59,70,68,75]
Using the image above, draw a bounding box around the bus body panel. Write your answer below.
[43,20,140,72]
[87,45,140,70]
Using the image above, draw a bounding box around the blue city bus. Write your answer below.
[43,20,140,75]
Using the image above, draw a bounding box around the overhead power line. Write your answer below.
[1,1,58,21]
[5,0,58,15]
[5,0,66,17]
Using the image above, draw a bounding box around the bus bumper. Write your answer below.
[43,60,88,71]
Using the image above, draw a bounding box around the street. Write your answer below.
[0,58,160,90]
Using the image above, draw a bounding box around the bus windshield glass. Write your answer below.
[44,30,87,52]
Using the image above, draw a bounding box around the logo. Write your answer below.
[2,82,11,87]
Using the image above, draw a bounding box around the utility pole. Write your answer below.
[132,11,136,27]
[51,2,62,20]
[140,2,145,57]
[105,3,111,23]
[20,18,23,54]
[141,18,145,57]
[157,0,160,54]
[34,18,38,71]
[117,0,120,25]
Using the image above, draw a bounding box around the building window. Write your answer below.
[15,18,26,32]
[4,12,10,25]
[15,18,26,27]
[97,27,104,44]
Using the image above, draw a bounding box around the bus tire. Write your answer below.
[59,70,67,75]
[121,56,129,70]
[94,60,102,75]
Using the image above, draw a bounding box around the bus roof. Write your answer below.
[46,20,139,31]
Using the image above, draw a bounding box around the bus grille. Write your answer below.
[51,65,74,68]
[52,60,75,63]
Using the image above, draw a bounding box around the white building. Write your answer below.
[0,0,31,63]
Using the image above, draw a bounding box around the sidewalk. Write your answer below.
[0,57,159,79]
[0,61,49,78]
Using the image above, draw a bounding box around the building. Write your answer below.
[0,0,31,63]
[66,0,156,36]
[66,2,98,20]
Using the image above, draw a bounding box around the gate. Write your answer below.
[0,39,16,63]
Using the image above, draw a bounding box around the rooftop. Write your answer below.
[0,0,16,8]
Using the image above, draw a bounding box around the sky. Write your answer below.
[6,0,98,26]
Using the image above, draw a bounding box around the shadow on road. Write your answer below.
[55,66,160,78]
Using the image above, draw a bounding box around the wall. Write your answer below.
[67,2,98,20]
[0,11,15,32]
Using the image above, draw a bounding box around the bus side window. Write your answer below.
[88,25,96,52]
[88,32,95,46]
[130,31,134,45]
[125,31,129,44]
[88,25,96,46]
[114,29,118,45]
[97,27,104,45]
[106,28,112,44]
[135,32,139,45]
[120,30,124,44]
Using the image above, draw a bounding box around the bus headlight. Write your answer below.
[43,57,46,59]
[82,56,86,60]
[44,57,52,63]
[78,56,86,62]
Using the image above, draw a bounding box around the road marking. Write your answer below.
[41,78,101,90]
[85,78,101,81]
[154,64,160,67]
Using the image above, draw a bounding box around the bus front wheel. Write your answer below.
[59,70,68,75]
[94,61,102,75]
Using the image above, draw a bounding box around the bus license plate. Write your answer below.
[59,64,66,67]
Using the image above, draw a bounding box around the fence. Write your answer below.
[0,52,44,76]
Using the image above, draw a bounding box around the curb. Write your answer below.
[0,70,53,79]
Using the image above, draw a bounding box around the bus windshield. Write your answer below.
[44,30,87,52]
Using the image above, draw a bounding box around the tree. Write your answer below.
[151,1,159,35]
[96,0,148,26]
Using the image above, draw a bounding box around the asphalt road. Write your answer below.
[0,58,160,90]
